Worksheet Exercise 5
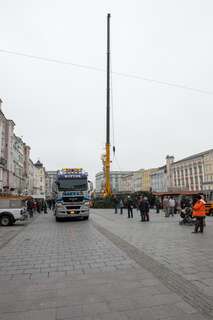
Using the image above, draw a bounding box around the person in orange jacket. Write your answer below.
[192,194,206,233]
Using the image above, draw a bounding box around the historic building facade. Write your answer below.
[45,170,57,198]
[13,135,30,194]
[95,171,133,194]
[151,166,167,192]
[0,99,15,192]
[169,152,205,192]
[33,160,46,196]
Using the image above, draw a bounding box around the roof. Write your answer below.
[174,149,213,165]
[34,160,43,167]
[153,191,200,196]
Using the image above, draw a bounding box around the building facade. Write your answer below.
[27,159,34,195]
[151,166,167,192]
[133,169,144,192]
[0,99,15,192]
[202,151,213,192]
[45,171,57,198]
[169,152,205,192]
[33,160,46,196]
[95,171,133,194]
[141,168,158,192]
[120,173,134,193]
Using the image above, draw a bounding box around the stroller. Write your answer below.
[179,206,195,225]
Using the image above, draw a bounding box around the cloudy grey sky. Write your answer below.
[0,0,213,182]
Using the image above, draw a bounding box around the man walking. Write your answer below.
[119,199,124,214]
[192,194,206,233]
[163,197,169,217]
[140,197,150,222]
[126,196,133,218]
[168,197,175,217]
[113,195,119,214]
[139,196,145,221]
[27,199,34,218]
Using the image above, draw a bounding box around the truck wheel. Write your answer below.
[55,217,60,222]
[84,216,89,220]
[0,215,12,226]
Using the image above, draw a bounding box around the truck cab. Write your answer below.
[55,168,90,221]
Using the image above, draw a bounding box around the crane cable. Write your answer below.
[110,53,123,172]
[110,54,115,159]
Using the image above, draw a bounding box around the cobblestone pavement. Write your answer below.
[92,210,213,306]
[0,214,37,250]
[0,211,211,319]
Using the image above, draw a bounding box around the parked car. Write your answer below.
[0,197,28,226]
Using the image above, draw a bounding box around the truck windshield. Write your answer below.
[57,178,87,191]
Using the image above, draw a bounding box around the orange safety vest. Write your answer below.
[192,199,206,217]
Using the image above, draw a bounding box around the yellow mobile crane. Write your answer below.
[105,13,111,196]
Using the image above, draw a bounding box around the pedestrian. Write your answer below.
[43,201,48,214]
[36,200,41,213]
[192,194,206,233]
[27,199,34,218]
[52,199,56,211]
[163,197,169,217]
[139,197,150,221]
[119,199,124,214]
[112,195,119,214]
[139,196,145,221]
[155,197,160,214]
[33,200,37,213]
[176,198,181,215]
[168,197,176,216]
[47,199,52,210]
[126,195,133,218]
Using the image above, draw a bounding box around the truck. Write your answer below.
[0,195,28,226]
[54,168,90,221]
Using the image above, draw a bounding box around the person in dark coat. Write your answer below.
[155,197,160,214]
[119,199,124,214]
[139,197,150,222]
[27,199,34,218]
[52,199,56,210]
[36,200,41,213]
[112,195,119,214]
[43,201,48,214]
[47,199,52,210]
[139,196,145,221]
[126,196,133,218]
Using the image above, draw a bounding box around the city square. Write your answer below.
[1,1,213,319]
[0,209,213,320]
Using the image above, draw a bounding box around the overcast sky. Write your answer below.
[0,0,213,183]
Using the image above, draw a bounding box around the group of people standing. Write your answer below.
[113,195,150,221]
[163,196,177,217]
[112,193,207,233]
[26,198,55,217]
